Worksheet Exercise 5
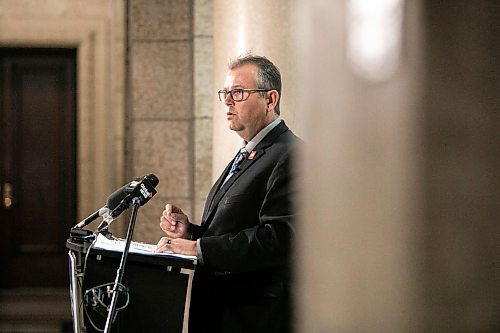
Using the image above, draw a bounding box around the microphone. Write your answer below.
[97,173,159,231]
[72,183,132,230]
[74,206,110,229]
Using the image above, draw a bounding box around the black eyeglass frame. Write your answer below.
[217,88,270,102]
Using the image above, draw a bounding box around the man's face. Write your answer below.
[222,64,273,141]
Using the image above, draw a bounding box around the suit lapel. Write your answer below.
[201,121,289,228]
[202,161,232,222]
[201,151,262,228]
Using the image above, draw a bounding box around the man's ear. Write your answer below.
[266,90,279,113]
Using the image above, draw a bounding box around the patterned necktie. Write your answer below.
[223,147,248,184]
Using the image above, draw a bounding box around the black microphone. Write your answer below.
[72,176,149,230]
[72,181,132,230]
[73,206,110,229]
[97,174,159,231]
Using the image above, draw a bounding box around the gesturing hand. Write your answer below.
[159,204,192,239]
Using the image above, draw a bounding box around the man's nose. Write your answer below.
[225,93,234,106]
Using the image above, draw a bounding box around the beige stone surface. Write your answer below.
[132,120,191,198]
[131,41,193,120]
[194,36,214,118]
[130,0,192,40]
[0,0,114,18]
[193,117,214,221]
[128,0,213,254]
[194,0,213,37]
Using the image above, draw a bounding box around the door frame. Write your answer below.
[0,17,125,223]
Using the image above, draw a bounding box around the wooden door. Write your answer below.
[0,48,77,288]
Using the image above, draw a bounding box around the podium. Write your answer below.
[67,235,196,333]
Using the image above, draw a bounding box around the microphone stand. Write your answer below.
[103,197,141,333]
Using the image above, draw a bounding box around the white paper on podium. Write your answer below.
[94,233,197,261]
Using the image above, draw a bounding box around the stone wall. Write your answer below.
[128,0,213,243]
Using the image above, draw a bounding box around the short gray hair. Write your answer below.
[228,53,282,115]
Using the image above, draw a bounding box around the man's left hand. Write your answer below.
[156,237,197,256]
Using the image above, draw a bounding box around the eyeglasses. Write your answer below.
[218,88,269,102]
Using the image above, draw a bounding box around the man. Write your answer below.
[156,54,299,333]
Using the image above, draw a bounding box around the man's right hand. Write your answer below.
[159,204,191,239]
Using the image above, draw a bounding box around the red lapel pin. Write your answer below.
[248,151,257,159]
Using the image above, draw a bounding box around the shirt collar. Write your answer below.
[243,117,282,153]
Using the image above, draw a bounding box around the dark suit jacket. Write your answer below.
[188,121,299,333]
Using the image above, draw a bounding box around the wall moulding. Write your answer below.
[0,18,125,220]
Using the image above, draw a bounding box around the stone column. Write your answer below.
[212,0,302,178]
[127,0,214,241]
[293,0,500,332]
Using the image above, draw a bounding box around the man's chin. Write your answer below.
[228,121,240,132]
